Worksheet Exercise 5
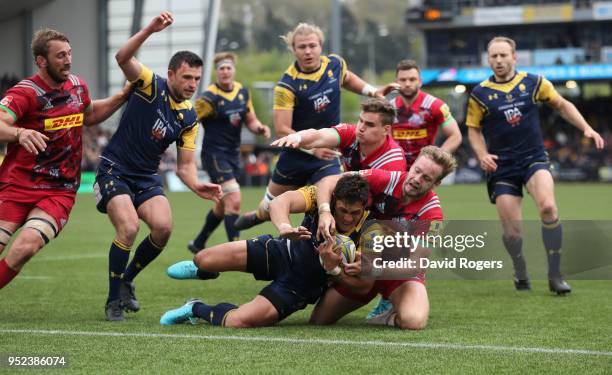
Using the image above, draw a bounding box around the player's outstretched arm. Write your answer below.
[342,70,399,98]
[548,95,605,150]
[84,82,133,126]
[0,110,48,154]
[467,127,498,172]
[115,11,174,82]
[271,128,338,149]
[245,110,271,139]
[176,148,222,202]
[269,190,312,241]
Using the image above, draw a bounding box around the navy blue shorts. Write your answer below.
[487,152,551,204]
[271,149,342,186]
[202,152,240,184]
[94,158,164,213]
[246,234,327,321]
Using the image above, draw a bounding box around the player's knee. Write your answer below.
[9,234,44,264]
[117,221,140,245]
[395,310,428,330]
[150,222,173,244]
[194,250,212,269]
[538,201,557,219]
[223,195,241,214]
[503,231,522,243]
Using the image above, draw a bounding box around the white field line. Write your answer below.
[1,329,611,357]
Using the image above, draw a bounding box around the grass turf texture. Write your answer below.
[1,184,611,374]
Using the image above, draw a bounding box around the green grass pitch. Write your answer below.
[1,184,611,374]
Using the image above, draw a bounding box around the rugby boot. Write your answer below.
[549,276,571,295]
[160,299,201,325]
[119,281,140,312]
[234,211,264,231]
[105,300,124,322]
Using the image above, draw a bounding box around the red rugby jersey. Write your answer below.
[359,169,443,223]
[0,74,91,192]
[391,91,452,168]
[333,123,406,172]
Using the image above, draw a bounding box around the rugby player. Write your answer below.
[466,36,604,294]
[95,12,222,321]
[0,28,129,291]
[160,175,371,328]
[188,52,270,252]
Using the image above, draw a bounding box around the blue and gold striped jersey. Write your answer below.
[194,82,254,154]
[102,64,198,173]
[273,54,347,132]
[466,72,559,161]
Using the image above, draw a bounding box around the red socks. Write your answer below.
[0,258,19,289]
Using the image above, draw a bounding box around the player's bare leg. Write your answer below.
[114,195,174,313]
[390,281,429,330]
[160,295,278,328]
[309,288,366,325]
[0,210,54,290]
[526,170,570,295]
[0,220,20,256]
[167,240,247,280]
[367,281,429,330]
[234,181,297,230]
[495,194,530,290]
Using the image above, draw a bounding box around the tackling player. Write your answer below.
[187,52,271,253]
[272,98,406,173]
[160,175,371,328]
[95,12,222,321]
[367,59,462,319]
[312,146,457,329]
[234,23,397,231]
[0,28,129,291]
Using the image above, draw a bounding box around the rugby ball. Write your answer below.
[334,234,357,264]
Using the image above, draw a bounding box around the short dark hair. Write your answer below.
[332,174,369,208]
[31,28,69,59]
[396,59,420,75]
[361,98,396,126]
[168,51,203,72]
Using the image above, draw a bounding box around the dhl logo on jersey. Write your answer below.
[392,128,427,140]
[44,113,84,131]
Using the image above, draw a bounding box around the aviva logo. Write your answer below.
[44,113,84,131]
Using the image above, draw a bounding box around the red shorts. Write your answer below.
[0,184,75,232]
[335,273,425,304]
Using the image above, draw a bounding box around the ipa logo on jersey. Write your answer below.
[151,118,167,140]
[44,113,84,131]
[313,94,331,112]
[504,107,522,126]
[392,128,428,140]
